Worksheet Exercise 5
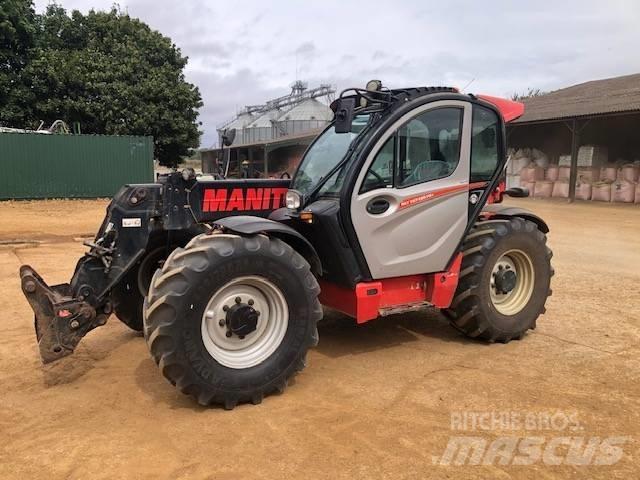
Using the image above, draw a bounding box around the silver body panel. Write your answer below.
[351,100,472,279]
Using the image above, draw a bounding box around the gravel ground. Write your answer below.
[0,197,638,479]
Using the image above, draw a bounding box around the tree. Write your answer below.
[511,88,547,101]
[0,0,37,126]
[1,3,203,166]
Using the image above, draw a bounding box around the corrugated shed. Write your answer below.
[513,73,640,124]
[0,133,153,199]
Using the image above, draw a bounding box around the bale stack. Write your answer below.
[507,146,640,204]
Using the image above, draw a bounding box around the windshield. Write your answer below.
[291,115,370,196]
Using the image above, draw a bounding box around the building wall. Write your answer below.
[0,133,154,199]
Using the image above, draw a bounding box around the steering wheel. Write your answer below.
[408,160,449,182]
[280,172,291,179]
[367,169,385,184]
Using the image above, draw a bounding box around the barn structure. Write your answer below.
[201,82,334,178]
[507,73,640,203]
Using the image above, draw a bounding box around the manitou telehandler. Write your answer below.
[21,81,553,409]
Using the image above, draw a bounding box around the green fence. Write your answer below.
[0,133,154,199]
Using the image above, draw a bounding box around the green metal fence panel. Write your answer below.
[0,133,154,200]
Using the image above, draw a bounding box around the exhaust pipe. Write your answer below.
[20,265,107,363]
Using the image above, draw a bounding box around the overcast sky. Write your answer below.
[34,0,640,147]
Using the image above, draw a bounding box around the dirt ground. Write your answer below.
[0,197,638,479]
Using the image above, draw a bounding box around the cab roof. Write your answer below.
[335,85,525,123]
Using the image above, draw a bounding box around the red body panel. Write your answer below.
[487,180,506,204]
[477,95,525,123]
[318,253,463,324]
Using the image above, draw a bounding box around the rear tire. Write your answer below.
[444,217,553,343]
[143,233,322,409]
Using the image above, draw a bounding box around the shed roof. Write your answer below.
[513,73,640,124]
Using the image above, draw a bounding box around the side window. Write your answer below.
[471,105,500,181]
[397,108,462,188]
[360,136,395,193]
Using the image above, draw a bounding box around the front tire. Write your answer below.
[143,233,322,409]
[444,217,553,343]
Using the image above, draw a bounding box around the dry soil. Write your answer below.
[0,197,638,479]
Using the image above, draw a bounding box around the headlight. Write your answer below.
[285,190,302,210]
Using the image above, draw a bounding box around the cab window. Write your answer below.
[360,136,395,193]
[396,108,462,188]
[470,105,500,181]
[360,107,462,193]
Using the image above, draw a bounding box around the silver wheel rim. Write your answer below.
[201,276,288,369]
[489,249,535,316]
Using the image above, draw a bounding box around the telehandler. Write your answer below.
[21,81,553,408]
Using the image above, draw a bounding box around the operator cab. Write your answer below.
[282,82,520,288]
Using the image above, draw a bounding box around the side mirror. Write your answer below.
[504,187,529,198]
[222,128,236,146]
[332,98,356,134]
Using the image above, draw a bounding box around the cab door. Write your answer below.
[350,100,472,279]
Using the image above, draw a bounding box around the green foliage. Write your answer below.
[0,0,37,125]
[511,88,547,101]
[0,2,202,166]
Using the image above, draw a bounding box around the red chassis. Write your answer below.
[319,253,462,323]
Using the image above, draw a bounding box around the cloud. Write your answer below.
[294,41,316,57]
[33,0,640,147]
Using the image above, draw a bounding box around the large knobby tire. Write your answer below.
[143,233,322,409]
[112,245,170,332]
[444,217,553,343]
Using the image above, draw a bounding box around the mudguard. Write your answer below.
[215,215,323,275]
[482,204,550,233]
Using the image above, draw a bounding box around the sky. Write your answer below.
[33,0,640,147]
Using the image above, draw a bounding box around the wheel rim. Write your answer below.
[201,276,288,369]
[489,249,535,316]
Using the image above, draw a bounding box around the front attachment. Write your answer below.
[20,265,107,363]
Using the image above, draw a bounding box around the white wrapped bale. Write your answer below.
[531,148,549,168]
[559,155,572,167]
[506,174,520,189]
[578,145,608,167]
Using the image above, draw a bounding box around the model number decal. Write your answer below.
[122,218,142,228]
[398,182,488,210]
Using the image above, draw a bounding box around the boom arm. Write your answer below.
[20,173,290,363]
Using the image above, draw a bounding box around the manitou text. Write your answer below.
[202,187,288,212]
